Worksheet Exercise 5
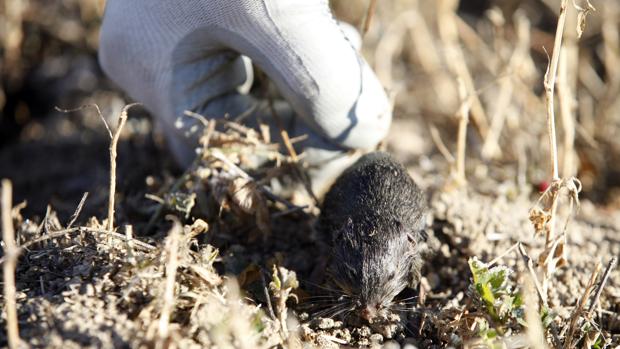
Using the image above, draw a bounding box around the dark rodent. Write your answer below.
[319,151,427,320]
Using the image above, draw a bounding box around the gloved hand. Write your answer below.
[99,0,392,196]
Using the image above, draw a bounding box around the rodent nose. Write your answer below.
[360,305,377,321]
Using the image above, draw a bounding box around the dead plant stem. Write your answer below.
[107,104,136,232]
[565,261,601,347]
[587,257,617,314]
[67,192,89,229]
[544,0,568,182]
[157,221,181,347]
[456,79,471,185]
[362,0,378,36]
[2,179,20,349]
[539,0,569,301]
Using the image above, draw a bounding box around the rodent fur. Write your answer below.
[319,151,426,319]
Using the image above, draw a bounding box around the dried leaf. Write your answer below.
[573,0,596,39]
[229,177,271,234]
[186,219,209,239]
[529,207,551,236]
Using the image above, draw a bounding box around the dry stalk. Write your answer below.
[559,3,581,178]
[601,1,619,89]
[587,257,617,315]
[67,192,89,229]
[429,125,456,165]
[488,242,520,267]
[107,104,137,232]
[157,220,182,348]
[437,0,489,141]
[518,243,547,308]
[455,79,471,185]
[533,0,571,302]
[374,11,413,90]
[558,50,577,178]
[362,0,377,36]
[564,261,602,347]
[2,179,20,349]
[543,0,568,182]
[523,274,547,349]
[481,12,531,160]
[362,0,378,36]
[125,225,136,265]
[267,97,299,162]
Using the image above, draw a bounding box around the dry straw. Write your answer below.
[2,180,20,349]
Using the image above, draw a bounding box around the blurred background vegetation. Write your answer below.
[1,0,619,205]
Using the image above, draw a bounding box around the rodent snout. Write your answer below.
[359,304,380,321]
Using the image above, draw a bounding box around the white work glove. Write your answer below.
[99,0,392,196]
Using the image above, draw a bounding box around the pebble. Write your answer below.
[316,317,335,329]
[369,333,383,344]
[383,340,401,349]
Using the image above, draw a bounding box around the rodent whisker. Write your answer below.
[311,302,352,318]
[327,305,356,319]
[300,280,349,296]
[403,323,417,337]
[396,295,419,302]
[301,294,348,300]
[298,300,342,309]
[341,308,356,323]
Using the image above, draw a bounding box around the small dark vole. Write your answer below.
[319,152,426,321]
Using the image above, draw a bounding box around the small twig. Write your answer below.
[55,104,111,139]
[558,49,577,178]
[35,205,51,236]
[324,335,348,345]
[157,219,182,348]
[362,0,378,36]
[518,243,547,307]
[107,104,138,232]
[488,242,520,267]
[203,119,217,150]
[2,179,20,349]
[437,1,489,140]
[125,225,136,265]
[587,257,617,314]
[523,273,547,349]
[565,261,602,347]
[456,79,471,185]
[261,271,277,320]
[429,124,455,165]
[66,192,89,229]
[183,110,210,128]
[267,98,299,162]
[520,244,563,348]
